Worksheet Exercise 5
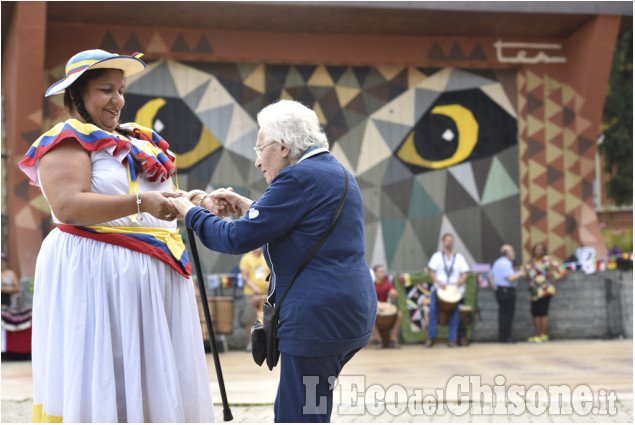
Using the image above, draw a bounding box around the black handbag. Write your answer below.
[251,164,349,370]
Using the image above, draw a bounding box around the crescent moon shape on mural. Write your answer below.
[134,98,222,169]
[397,104,479,169]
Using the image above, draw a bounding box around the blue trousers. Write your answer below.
[274,349,359,422]
[427,289,460,342]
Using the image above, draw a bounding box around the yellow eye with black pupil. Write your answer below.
[395,89,517,174]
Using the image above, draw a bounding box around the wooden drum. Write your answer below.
[459,305,473,346]
[459,305,473,326]
[436,285,461,326]
[197,296,234,344]
[375,301,398,348]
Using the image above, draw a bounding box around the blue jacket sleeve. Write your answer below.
[185,171,309,255]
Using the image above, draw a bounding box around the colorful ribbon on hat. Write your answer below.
[57,224,192,278]
[65,59,101,78]
[64,52,144,79]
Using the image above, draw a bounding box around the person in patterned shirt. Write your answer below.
[523,243,563,343]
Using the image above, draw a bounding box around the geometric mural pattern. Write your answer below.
[29,28,603,274]
[41,54,522,273]
[517,70,606,262]
[349,68,520,271]
[117,62,521,273]
[8,24,615,279]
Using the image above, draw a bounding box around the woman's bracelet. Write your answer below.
[135,192,143,221]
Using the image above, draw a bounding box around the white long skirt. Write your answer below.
[31,228,216,422]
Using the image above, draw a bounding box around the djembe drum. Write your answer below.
[458,304,473,345]
[375,301,398,348]
[436,285,461,326]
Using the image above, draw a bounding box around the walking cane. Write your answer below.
[187,227,233,422]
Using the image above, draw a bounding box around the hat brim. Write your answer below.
[45,55,146,97]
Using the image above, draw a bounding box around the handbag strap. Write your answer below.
[272,163,349,312]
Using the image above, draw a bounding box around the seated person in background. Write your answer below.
[1,252,21,358]
[240,247,270,351]
[1,253,20,309]
[371,265,402,349]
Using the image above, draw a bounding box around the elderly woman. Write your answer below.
[172,99,377,422]
[18,49,215,422]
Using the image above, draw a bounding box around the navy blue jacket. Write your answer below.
[186,151,377,357]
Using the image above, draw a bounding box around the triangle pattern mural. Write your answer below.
[517,71,604,261]
[48,42,527,271]
[27,27,608,279]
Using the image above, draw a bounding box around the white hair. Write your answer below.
[257,99,329,159]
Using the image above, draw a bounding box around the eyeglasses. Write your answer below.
[253,142,277,157]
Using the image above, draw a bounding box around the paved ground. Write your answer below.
[2,339,633,423]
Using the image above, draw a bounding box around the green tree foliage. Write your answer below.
[601,29,633,206]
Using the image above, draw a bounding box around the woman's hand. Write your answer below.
[38,140,181,225]
[174,187,254,218]
[201,188,237,218]
[140,192,182,221]
[169,196,196,219]
[208,188,254,218]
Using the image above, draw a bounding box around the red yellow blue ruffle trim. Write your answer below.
[19,119,176,186]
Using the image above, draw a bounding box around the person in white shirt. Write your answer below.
[425,233,469,348]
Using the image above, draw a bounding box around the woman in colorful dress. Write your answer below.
[524,242,563,343]
[18,49,215,422]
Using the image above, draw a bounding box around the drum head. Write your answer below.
[377,301,398,316]
[437,285,461,303]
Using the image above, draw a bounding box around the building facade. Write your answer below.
[2,1,631,277]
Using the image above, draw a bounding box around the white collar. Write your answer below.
[298,147,329,163]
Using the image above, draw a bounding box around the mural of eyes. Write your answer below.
[395,89,517,174]
[121,95,222,170]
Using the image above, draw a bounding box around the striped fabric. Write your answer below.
[57,225,192,278]
[19,119,176,186]
[65,59,101,77]
[1,306,32,332]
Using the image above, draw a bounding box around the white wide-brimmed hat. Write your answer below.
[45,49,146,97]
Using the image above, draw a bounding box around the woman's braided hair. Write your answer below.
[63,68,142,171]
